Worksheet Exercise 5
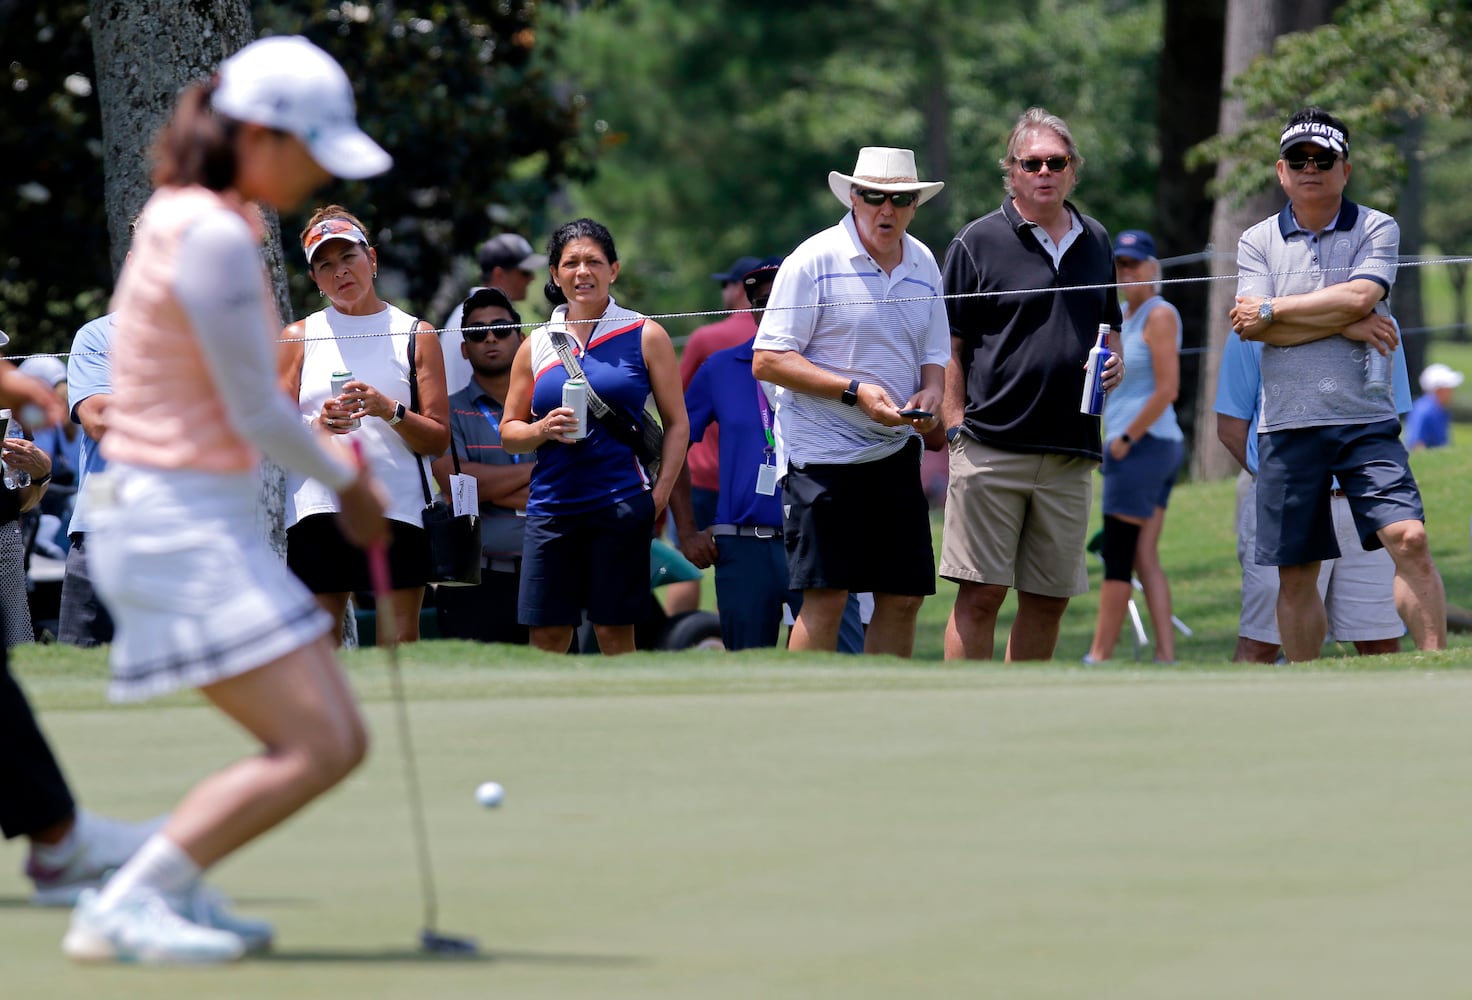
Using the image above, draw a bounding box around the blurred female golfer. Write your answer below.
[64,37,391,965]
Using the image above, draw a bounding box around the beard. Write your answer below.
[470,356,513,378]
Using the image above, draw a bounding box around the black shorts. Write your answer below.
[286,513,431,593]
[782,438,935,596]
[518,492,655,627]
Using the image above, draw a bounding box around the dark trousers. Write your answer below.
[435,561,529,645]
[58,534,114,648]
[0,642,76,839]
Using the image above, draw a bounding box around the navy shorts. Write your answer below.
[1255,419,1425,567]
[518,492,655,627]
[1101,434,1184,519]
[782,438,935,596]
[287,513,430,593]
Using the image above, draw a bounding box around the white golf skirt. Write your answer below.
[87,463,332,702]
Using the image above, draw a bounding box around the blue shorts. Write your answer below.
[518,492,654,626]
[1255,419,1424,567]
[1101,434,1184,519]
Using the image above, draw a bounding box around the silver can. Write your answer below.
[561,377,588,440]
[330,370,360,430]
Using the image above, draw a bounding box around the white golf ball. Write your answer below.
[475,781,505,808]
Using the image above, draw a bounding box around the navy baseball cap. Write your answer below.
[1113,230,1156,262]
[712,256,765,284]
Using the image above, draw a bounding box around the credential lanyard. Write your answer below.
[475,398,520,464]
[755,383,775,464]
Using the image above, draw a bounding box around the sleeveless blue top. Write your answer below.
[1104,295,1183,441]
[525,298,654,516]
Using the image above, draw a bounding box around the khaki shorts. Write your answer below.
[939,435,1093,597]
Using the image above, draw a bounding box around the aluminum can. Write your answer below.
[562,377,588,440]
[330,370,360,430]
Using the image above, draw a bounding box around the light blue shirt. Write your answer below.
[1215,323,1410,475]
[65,313,114,535]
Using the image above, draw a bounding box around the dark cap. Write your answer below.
[1279,116,1348,157]
[1112,230,1155,262]
[741,256,784,304]
[477,233,547,274]
[711,255,765,284]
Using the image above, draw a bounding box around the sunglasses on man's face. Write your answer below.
[463,319,519,343]
[854,188,919,208]
[1284,151,1339,172]
[1017,155,1071,174]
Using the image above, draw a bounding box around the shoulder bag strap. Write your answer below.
[549,329,613,418]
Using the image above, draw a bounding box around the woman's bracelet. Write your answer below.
[34,472,51,487]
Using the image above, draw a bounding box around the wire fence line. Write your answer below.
[13,253,1472,366]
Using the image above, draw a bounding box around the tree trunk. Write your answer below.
[1192,0,1345,481]
[1155,0,1226,468]
[1449,264,1468,341]
[87,3,338,635]
[1394,115,1427,390]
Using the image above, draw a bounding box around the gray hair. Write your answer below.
[999,107,1084,197]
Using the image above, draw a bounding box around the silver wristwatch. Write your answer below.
[388,401,406,426]
[1258,298,1274,323]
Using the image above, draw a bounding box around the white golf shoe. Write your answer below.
[170,882,274,954]
[62,888,246,965]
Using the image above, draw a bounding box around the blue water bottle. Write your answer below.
[1080,324,1111,415]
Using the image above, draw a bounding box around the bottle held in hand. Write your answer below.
[1080,324,1111,416]
[0,409,27,490]
[330,370,361,430]
[562,377,588,441]
[1364,347,1392,400]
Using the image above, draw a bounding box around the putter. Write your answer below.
[366,535,478,956]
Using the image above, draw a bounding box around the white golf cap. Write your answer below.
[1419,362,1465,393]
[212,35,391,180]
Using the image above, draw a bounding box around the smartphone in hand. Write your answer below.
[897,408,933,420]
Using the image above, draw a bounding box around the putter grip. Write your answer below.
[348,439,394,598]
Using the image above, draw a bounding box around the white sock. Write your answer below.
[94,834,200,910]
[29,815,82,865]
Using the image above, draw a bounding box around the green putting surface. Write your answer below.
[5,661,1472,998]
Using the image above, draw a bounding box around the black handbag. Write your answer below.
[548,329,664,482]
[406,326,482,587]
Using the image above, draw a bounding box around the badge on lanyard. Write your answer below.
[754,383,778,495]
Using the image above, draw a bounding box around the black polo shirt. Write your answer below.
[942,199,1121,460]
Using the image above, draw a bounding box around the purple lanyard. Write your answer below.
[755,383,774,460]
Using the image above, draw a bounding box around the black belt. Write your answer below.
[709,524,782,539]
[484,556,522,573]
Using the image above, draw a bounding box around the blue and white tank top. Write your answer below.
[1104,295,1183,441]
[525,297,653,516]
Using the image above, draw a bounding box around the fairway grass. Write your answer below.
[5,654,1472,998]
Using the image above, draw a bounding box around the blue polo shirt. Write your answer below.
[1216,325,1411,475]
[65,313,114,536]
[685,337,783,528]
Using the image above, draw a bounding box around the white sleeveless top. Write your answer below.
[287,304,428,527]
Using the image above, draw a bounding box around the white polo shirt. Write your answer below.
[754,212,950,473]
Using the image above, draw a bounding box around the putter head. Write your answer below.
[420,928,479,956]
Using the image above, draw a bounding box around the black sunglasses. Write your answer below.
[1285,151,1339,172]
[854,188,920,208]
[1017,155,1071,173]
[463,319,519,343]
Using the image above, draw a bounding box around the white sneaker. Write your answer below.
[170,883,274,954]
[27,811,166,907]
[62,888,246,965]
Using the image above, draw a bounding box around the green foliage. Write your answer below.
[0,1,110,354]
[0,2,591,355]
[252,2,595,322]
[548,0,1161,333]
[1192,0,1472,208]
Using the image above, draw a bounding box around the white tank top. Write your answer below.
[287,304,428,527]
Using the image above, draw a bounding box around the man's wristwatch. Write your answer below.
[387,401,406,426]
[946,426,962,444]
[1119,433,1133,446]
[1258,298,1274,323]
[840,379,860,407]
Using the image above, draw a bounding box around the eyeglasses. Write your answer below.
[854,188,920,208]
[463,319,520,343]
[1017,155,1071,173]
[1285,151,1339,171]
